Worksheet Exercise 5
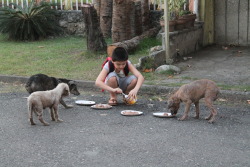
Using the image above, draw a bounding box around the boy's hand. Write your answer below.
[113,88,123,94]
[128,89,138,98]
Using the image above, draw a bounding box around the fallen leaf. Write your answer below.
[218,98,227,102]
[143,68,153,73]
[158,97,163,101]
[247,100,250,104]
[38,46,44,48]
[222,46,228,50]
[168,75,173,78]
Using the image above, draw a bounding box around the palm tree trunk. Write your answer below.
[129,0,136,38]
[112,0,129,43]
[100,0,113,38]
[141,0,150,32]
[134,1,142,36]
[82,4,107,52]
[92,0,101,18]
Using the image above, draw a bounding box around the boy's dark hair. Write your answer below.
[112,47,128,62]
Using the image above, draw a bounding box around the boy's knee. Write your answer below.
[130,78,137,86]
[107,76,118,85]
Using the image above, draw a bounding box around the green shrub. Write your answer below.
[0,1,62,41]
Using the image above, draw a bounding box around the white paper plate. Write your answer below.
[121,110,143,116]
[153,112,174,118]
[75,100,96,106]
[90,104,112,110]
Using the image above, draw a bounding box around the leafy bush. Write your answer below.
[0,1,62,41]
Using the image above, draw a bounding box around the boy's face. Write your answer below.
[112,61,127,71]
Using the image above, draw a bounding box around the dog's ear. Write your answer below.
[172,97,181,104]
[68,80,76,86]
[167,100,173,106]
[168,96,180,104]
[167,89,178,98]
[62,85,70,96]
[57,79,62,83]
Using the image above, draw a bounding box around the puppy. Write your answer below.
[27,83,70,126]
[167,79,220,123]
[25,73,80,108]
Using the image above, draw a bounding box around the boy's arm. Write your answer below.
[128,63,145,96]
[95,68,122,93]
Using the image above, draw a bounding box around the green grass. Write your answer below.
[0,34,161,81]
[217,84,250,92]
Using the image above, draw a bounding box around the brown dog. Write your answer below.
[27,83,70,126]
[167,79,220,123]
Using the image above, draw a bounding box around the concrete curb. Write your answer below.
[0,74,249,102]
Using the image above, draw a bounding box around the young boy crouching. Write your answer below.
[95,47,144,105]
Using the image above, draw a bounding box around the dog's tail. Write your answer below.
[27,100,34,122]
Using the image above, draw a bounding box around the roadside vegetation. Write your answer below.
[0,34,166,81]
[1,34,249,92]
[0,1,62,41]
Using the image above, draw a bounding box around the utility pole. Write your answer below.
[164,0,172,64]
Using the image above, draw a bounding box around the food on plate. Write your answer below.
[92,104,111,109]
[121,110,143,116]
[95,104,105,108]
[163,113,172,116]
[123,111,138,115]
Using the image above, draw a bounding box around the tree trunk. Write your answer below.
[129,1,136,38]
[141,0,150,32]
[107,26,161,56]
[134,1,142,36]
[92,0,101,18]
[112,0,129,43]
[100,0,113,38]
[82,4,107,52]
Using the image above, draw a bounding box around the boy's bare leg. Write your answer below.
[107,76,118,100]
[125,79,137,94]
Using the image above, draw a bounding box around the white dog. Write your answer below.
[27,83,70,126]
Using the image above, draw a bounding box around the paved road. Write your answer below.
[0,84,249,167]
[162,46,250,87]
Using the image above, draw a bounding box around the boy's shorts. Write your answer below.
[106,72,137,92]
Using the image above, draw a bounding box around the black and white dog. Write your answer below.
[25,74,80,108]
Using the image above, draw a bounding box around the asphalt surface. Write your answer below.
[164,45,250,86]
[0,83,249,167]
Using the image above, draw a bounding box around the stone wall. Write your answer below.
[136,22,204,69]
[57,10,161,37]
[162,22,204,60]
[58,11,86,36]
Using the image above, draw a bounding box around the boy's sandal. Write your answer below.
[108,98,118,106]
